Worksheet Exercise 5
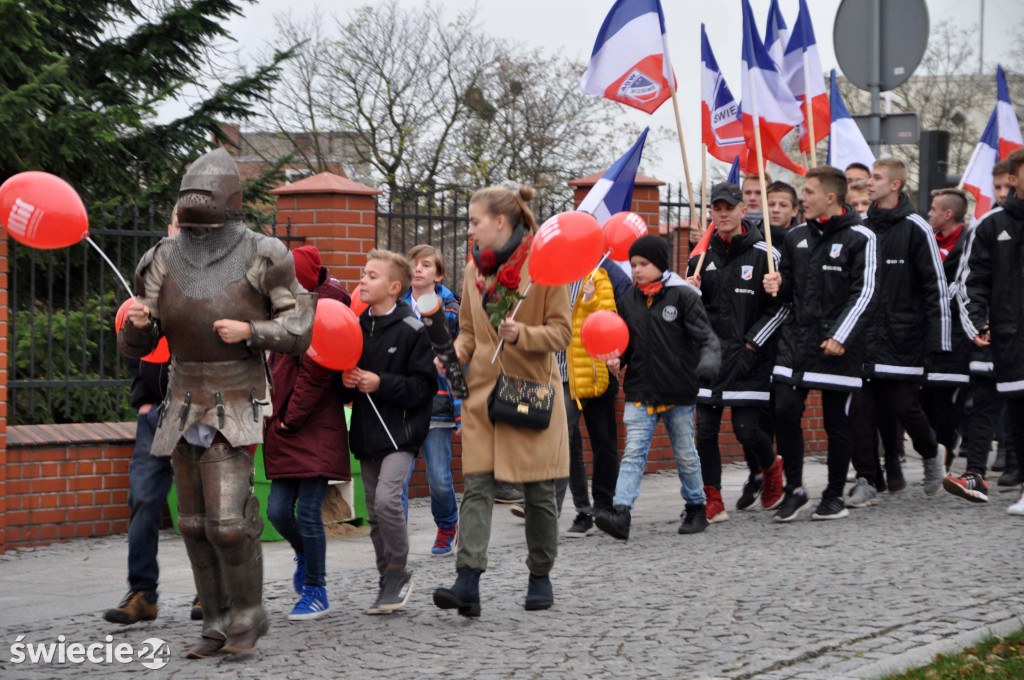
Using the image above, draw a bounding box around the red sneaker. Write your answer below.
[704,485,729,523]
[761,456,785,510]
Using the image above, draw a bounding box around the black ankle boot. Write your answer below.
[678,503,709,534]
[524,573,553,611]
[433,567,481,617]
[998,451,1021,487]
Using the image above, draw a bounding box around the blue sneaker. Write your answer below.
[431,526,457,556]
[288,586,329,621]
[292,554,307,594]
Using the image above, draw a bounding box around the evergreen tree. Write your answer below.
[0,0,292,208]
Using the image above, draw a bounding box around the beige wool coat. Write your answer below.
[455,257,572,483]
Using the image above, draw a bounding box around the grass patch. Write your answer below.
[883,629,1024,679]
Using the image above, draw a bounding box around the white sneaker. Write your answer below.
[1007,491,1024,516]
[846,477,879,508]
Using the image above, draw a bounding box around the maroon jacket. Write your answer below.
[264,276,352,480]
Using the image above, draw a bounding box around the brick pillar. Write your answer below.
[0,234,8,554]
[270,172,381,289]
[569,172,666,227]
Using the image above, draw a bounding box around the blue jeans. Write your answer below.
[612,403,706,509]
[401,427,459,531]
[267,477,329,588]
[127,409,174,597]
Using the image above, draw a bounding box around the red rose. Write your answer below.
[478,249,497,271]
[496,267,521,290]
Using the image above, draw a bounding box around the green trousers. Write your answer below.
[456,473,558,575]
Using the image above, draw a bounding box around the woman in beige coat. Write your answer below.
[432,183,571,617]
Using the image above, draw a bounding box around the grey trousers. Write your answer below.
[361,451,415,574]
[457,473,558,576]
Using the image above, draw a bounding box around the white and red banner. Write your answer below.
[997,65,1023,159]
[763,0,788,71]
[962,110,1000,221]
[701,23,751,170]
[581,0,676,114]
[740,0,806,175]
[782,0,829,155]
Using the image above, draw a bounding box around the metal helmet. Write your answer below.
[176,147,243,228]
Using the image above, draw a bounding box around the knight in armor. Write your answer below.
[118,148,314,658]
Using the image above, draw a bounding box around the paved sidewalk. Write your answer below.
[1,455,1022,679]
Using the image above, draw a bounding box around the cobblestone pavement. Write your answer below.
[1,456,1022,679]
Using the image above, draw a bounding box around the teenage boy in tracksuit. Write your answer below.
[594,235,720,540]
[763,165,877,521]
[846,159,951,508]
[960,148,1024,515]
[685,183,788,524]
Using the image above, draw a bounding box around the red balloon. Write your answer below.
[114,297,170,364]
[580,310,630,361]
[604,211,649,261]
[308,298,363,371]
[529,211,604,286]
[0,171,89,249]
[349,286,368,316]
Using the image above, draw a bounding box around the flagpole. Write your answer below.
[669,84,696,235]
[700,143,708,236]
[803,51,817,167]
[748,71,778,291]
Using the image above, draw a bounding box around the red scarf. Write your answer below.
[935,225,963,262]
[476,233,533,299]
[638,280,663,297]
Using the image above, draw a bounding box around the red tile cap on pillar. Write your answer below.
[269,172,382,197]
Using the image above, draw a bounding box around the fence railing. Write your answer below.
[7,208,302,426]
[660,182,703,274]
[375,189,574,296]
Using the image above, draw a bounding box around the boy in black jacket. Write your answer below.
[594,235,721,540]
[686,183,789,523]
[341,249,437,614]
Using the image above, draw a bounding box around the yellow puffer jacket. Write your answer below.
[568,269,618,401]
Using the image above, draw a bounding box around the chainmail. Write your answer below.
[164,221,258,299]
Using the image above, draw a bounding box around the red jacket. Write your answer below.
[263,276,352,480]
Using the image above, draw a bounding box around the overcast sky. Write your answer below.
[211,0,1023,185]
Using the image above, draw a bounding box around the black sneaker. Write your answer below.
[736,474,763,511]
[810,495,849,520]
[772,489,809,522]
[678,504,709,534]
[594,505,631,540]
[374,568,413,614]
[565,512,593,537]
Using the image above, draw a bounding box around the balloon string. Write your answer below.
[587,251,611,284]
[367,395,399,449]
[490,282,532,364]
[85,236,134,298]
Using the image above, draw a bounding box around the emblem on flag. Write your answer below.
[741,265,754,280]
[830,243,843,259]
[619,69,661,103]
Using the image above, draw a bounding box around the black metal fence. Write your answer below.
[659,182,702,273]
[375,189,574,296]
[7,208,302,426]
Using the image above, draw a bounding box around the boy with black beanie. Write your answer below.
[594,235,721,540]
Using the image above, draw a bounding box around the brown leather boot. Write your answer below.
[220,616,270,655]
[103,591,157,625]
[186,630,226,659]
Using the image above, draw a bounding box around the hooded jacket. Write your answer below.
[687,219,789,405]
[342,300,437,460]
[618,272,721,406]
[960,190,1024,395]
[263,276,352,480]
[566,269,617,401]
[773,206,876,392]
[862,193,952,380]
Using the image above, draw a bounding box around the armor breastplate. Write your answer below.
[159,274,271,362]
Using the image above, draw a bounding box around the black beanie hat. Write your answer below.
[628,234,670,274]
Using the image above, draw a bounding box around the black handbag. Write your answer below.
[487,373,555,430]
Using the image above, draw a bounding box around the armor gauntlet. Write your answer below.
[249,292,315,355]
[117,316,161,358]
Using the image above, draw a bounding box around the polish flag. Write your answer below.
[782,0,829,155]
[763,0,789,71]
[827,70,875,173]
[962,109,1000,221]
[997,65,1023,159]
[701,23,751,170]
[581,0,675,114]
[740,0,806,176]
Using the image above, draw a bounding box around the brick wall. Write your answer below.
[0,236,7,553]
[4,423,134,550]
